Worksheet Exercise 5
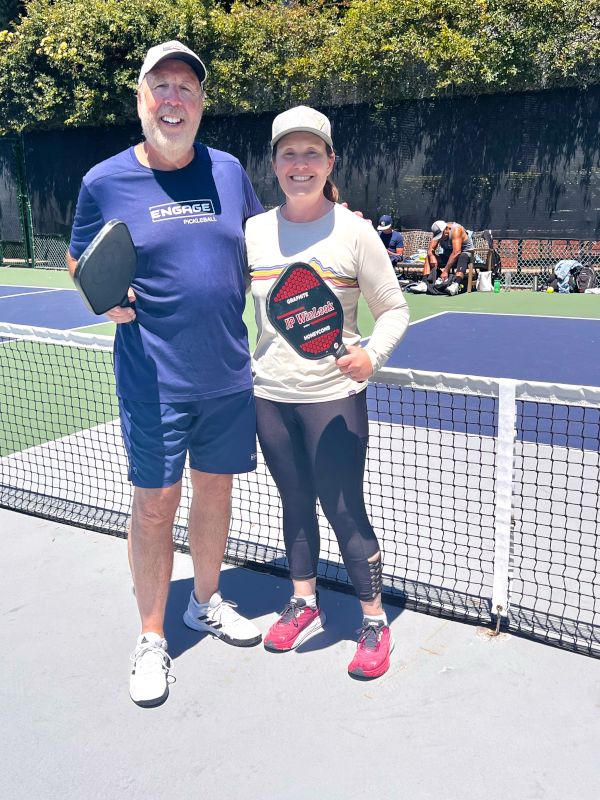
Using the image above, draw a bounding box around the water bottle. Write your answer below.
[493,279,501,293]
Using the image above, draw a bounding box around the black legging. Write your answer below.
[256,390,380,601]
[429,251,471,282]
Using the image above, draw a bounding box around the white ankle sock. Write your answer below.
[293,593,317,609]
[364,612,388,625]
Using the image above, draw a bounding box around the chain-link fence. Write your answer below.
[401,230,600,290]
[2,134,600,282]
[495,239,600,289]
[33,234,69,269]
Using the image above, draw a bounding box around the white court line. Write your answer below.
[406,311,450,325]
[0,287,64,300]
[360,311,451,345]
[439,310,600,323]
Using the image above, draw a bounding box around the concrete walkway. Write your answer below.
[1,507,598,800]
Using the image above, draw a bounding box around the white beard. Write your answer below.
[139,102,198,163]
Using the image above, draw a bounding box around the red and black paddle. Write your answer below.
[266,262,347,360]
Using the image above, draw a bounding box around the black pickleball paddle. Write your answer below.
[73,220,137,315]
[266,262,347,360]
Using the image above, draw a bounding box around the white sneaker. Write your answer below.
[412,281,428,294]
[183,591,262,647]
[447,282,460,296]
[129,632,171,707]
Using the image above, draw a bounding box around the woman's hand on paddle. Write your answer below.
[336,344,373,382]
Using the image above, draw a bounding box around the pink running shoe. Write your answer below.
[264,597,325,652]
[347,620,394,679]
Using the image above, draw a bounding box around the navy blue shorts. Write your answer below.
[118,389,257,488]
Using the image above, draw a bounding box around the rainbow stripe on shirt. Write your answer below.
[250,258,358,289]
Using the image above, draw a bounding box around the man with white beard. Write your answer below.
[67,41,264,707]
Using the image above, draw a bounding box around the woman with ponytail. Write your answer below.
[246,106,409,679]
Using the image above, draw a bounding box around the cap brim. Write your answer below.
[139,52,207,86]
[377,224,392,231]
[271,127,333,148]
[172,53,206,84]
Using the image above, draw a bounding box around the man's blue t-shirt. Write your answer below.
[378,229,404,256]
[70,143,263,402]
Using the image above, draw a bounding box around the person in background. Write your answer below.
[376,214,404,274]
[422,219,474,295]
[245,106,410,679]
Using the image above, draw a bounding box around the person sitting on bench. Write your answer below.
[376,215,404,274]
[422,220,474,296]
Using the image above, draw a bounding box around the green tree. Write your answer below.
[0,0,598,133]
[0,0,216,133]
[208,0,337,113]
[325,0,600,101]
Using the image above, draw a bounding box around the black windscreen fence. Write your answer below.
[1,86,598,251]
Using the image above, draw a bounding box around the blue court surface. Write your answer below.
[366,311,600,451]
[0,284,101,329]
[386,312,600,386]
[2,287,598,388]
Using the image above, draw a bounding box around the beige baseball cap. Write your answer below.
[271,105,333,148]
[138,40,207,87]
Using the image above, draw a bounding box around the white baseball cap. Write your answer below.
[138,40,207,87]
[431,220,448,240]
[271,105,333,148]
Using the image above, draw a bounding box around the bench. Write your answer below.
[399,229,495,292]
[400,233,600,289]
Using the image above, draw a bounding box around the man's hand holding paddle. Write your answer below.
[106,287,137,324]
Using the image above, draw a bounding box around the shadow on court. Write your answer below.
[164,565,404,659]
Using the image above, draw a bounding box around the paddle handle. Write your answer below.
[334,342,347,359]
[119,288,134,308]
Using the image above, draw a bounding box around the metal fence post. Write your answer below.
[15,135,35,268]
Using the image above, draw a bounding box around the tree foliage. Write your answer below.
[0,1,25,30]
[0,0,598,133]
[0,0,216,132]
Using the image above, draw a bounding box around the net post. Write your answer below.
[491,379,517,627]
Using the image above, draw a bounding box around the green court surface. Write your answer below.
[0,337,117,457]
[2,266,597,458]
[250,285,600,346]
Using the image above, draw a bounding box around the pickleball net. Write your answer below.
[1,322,599,657]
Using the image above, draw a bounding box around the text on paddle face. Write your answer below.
[284,301,335,329]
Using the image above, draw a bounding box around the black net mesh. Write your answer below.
[1,325,599,656]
